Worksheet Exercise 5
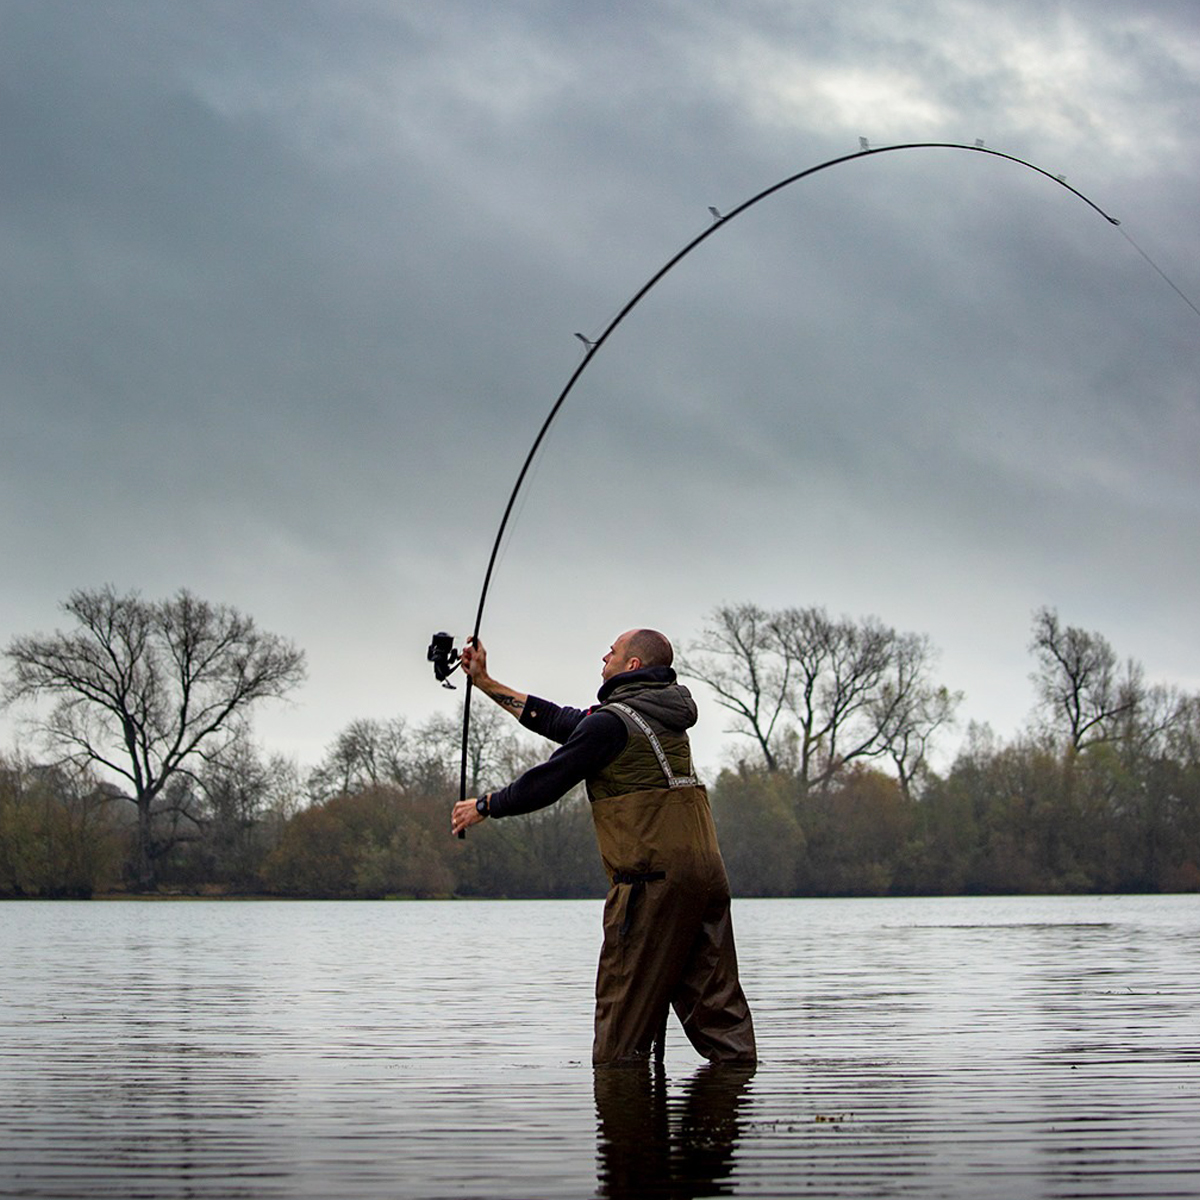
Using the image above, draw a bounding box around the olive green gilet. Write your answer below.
[585,686,700,804]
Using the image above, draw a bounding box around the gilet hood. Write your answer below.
[596,667,698,734]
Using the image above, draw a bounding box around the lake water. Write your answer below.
[0,895,1196,1199]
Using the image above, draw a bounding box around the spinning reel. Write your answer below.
[426,631,461,688]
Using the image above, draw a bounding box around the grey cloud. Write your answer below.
[2,0,1197,771]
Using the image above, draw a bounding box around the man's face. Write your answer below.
[601,631,638,682]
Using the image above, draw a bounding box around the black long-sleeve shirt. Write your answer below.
[486,695,627,818]
[484,667,680,819]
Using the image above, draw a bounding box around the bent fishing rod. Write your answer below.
[429,139,1142,828]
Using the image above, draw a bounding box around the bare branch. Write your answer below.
[679,604,789,771]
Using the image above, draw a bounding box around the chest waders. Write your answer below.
[588,696,757,1067]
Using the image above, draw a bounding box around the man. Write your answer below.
[451,629,756,1066]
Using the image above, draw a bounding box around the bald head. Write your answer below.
[602,628,674,682]
[624,628,673,669]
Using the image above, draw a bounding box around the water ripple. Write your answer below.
[1,895,1196,1198]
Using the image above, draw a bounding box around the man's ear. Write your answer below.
[627,657,643,672]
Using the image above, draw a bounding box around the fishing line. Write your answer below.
[445,139,1157,810]
[486,410,560,587]
[1115,225,1200,321]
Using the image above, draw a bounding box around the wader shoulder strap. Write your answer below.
[608,702,699,789]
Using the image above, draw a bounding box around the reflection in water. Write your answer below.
[595,1063,756,1199]
[1,897,1198,1198]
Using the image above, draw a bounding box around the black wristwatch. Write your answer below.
[475,794,490,817]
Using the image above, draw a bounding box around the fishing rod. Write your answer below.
[430,139,1132,825]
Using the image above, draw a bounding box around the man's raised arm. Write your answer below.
[460,639,528,720]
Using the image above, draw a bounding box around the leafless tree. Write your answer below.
[679,603,791,771]
[684,602,958,794]
[308,717,414,801]
[1156,690,1200,766]
[3,586,306,888]
[418,701,529,796]
[187,739,304,883]
[310,701,533,804]
[1029,607,1137,752]
[771,607,901,792]
[869,633,962,797]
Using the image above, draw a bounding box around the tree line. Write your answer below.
[2,587,1197,897]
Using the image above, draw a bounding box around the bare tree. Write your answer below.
[418,701,526,796]
[772,607,898,793]
[685,602,959,795]
[1160,692,1200,767]
[1029,607,1137,752]
[191,739,305,885]
[308,717,414,801]
[870,634,962,797]
[679,603,791,771]
[309,702,530,803]
[3,586,306,888]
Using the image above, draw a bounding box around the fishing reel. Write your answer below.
[426,631,461,688]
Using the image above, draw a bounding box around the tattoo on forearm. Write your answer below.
[496,694,525,713]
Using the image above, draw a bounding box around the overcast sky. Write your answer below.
[3,0,1198,779]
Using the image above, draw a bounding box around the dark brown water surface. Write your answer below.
[1,896,1196,1198]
